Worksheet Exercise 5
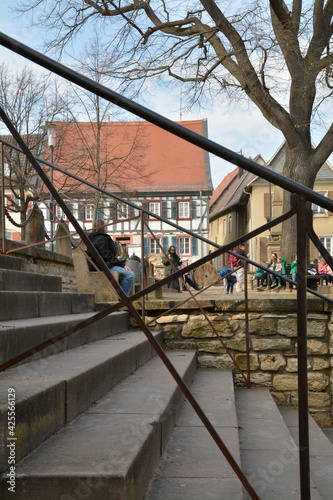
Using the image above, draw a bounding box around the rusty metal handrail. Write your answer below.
[0,108,260,498]
[143,220,251,387]
[1,33,333,212]
[2,31,333,500]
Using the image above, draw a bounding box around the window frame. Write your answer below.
[149,237,162,254]
[228,215,232,233]
[178,200,190,220]
[55,203,65,221]
[147,200,161,220]
[312,191,327,215]
[85,204,94,221]
[178,236,190,255]
[117,202,129,220]
[319,236,332,256]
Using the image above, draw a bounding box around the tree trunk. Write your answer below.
[280,144,316,264]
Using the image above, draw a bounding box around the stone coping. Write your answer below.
[0,237,73,265]
[97,286,329,313]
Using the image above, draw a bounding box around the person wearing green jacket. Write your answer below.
[253,266,265,287]
[290,256,297,289]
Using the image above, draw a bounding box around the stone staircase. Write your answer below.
[0,254,333,499]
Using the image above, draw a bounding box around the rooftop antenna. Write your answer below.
[180,90,183,121]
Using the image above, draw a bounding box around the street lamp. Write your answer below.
[41,122,61,250]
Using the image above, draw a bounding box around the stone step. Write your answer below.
[281,407,333,500]
[0,291,95,321]
[0,310,129,366]
[0,268,62,292]
[0,350,196,500]
[0,254,27,272]
[146,369,244,500]
[0,329,163,474]
[235,388,322,500]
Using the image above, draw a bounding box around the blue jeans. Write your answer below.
[111,265,135,296]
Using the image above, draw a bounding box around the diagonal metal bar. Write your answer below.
[0,136,297,254]
[144,221,250,386]
[129,206,298,302]
[0,105,132,302]
[126,301,260,499]
[0,301,124,372]
[1,131,125,299]
[0,115,259,498]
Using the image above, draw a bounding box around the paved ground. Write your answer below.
[156,283,299,301]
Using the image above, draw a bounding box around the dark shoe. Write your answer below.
[196,286,203,290]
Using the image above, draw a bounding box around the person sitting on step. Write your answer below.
[87,218,135,297]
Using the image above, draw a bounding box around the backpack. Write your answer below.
[229,254,238,267]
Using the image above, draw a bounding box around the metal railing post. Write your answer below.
[1,143,5,253]
[297,194,311,499]
[140,209,146,321]
[244,262,251,387]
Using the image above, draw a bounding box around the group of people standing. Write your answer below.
[226,243,249,293]
[85,220,333,299]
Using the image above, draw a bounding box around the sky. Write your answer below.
[0,2,306,190]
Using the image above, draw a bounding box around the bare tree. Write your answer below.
[19,0,333,258]
[52,36,149,223]
[0,63,61,240]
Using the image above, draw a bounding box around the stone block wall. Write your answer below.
[144,298,333,426]
[1,238,77,293]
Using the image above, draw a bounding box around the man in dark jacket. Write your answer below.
[87,219,135,296]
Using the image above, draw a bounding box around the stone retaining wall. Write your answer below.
[1,238,77,293]
[144,297,333,426]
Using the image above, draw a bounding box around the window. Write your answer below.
[264,192,271,220]
[161,201,177,219]
[4,162,10,176]
[148,202,161,218]
[85,204,93,221]
[229,215,232,233]
[312,192,326,215]
[109,202,117,220]
[178,201,190,219]
[9,195,20,212]
[55,204,65,220]
[223,219,226,235]
[319,237,332,256]
[117,202,128,219]
[150,238,161,253]
[179,236,190,255]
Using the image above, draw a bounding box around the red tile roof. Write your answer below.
[209,167,238,207]
[46,119,212,195]
[210,168,257,218]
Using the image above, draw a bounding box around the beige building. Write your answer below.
[209,144,333,270]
